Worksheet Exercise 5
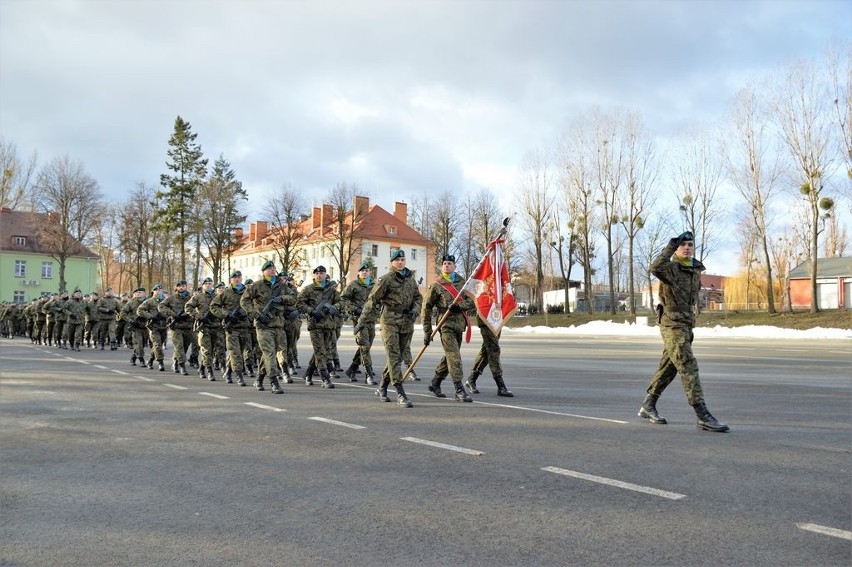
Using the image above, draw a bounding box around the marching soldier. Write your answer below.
[297,265,342,389]
[186,278,218,381]
[96,287,121,350]
[355,249,421,408]
[159,280,194,375]
[341,261,379,385]
[240,260,297,394]
[62,288,87,351]
[422,253,474,403]
[137,284,169,371]
[465,314,514,397]
[210,270,251,386]
[121,287,148,366]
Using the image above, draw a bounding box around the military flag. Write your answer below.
[463,236,517,334]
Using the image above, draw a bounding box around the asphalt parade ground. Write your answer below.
[1,330,850,566]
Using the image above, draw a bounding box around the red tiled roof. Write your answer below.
[0,209,98,257]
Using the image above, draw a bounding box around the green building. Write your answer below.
[0,208,99,303]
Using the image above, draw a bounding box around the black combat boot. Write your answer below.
[270,377,283,394]
[453,381,472,402]
[395,383,413,408]
[157,360,165,372]
[179,364,189,376]
[199,365,207,380]
[282,366,294,384]
[693,402,730,432]
[494,375,514,397]
[293,357,301,369]
[320,368,335,389]
[254,376,265,391]
[376,375,391,402]
[365,366,377,386]
[207,367,216,381]
[304,360,316,386]
[408,369,420,381]
[130,355,137,366]
[245,364,255,378]
[147,356,154,369]
[638,394,667,424]
[172,361,179,374]
[465,371,480,394]
[428,377,447,398]
[236,370,246,387]
[326,361,339,380]
[344,362,360,382]
[333,358,344,372]
[224,367,233,383]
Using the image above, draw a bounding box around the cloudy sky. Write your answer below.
[1,0,849,274]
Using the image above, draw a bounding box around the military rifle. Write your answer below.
[222,306,248,330]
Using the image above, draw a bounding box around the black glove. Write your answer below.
[353,323,365,335]
[326,305,341,318]
[271,295,284,305]
[449,303,462,314]
[311,308,323,322]
[406,310,418,321]
[353,308,362,318]
[423,334,431,346]
[256,312,272,326]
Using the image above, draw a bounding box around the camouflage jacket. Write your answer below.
[121,297,146,328]
[358,268,422,332]
[341,277,379,323]
[241,276,296,329]
[210,285,252,331]
[159,291,193,330]
[97,295,120,321]
[297,281,342,331]
[63,297,87,325]
[651,241,705,329]
[137,296,168,330]
[422,273,474,335]
[186,290,218,328]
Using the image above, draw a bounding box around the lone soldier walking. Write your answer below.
[638,231,729,432]
[422,254,474,403]
[356,249,421,408]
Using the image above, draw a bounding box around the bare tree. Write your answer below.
[823,212,848,257]
[828,42,851,207]
[430,190,462,270]
[636,219,668,309]
[93,204,121,291]
[722,86,785,313]
[516,148,555,311]
[265,184,308,274]
[548,208,576,314]
[670,128,726,264]
[0,137,37,210]
[617,112,657,315]
[325,182,368,286]
[772,58,839,312]
[32,156,104,291]
[118,183,158,290]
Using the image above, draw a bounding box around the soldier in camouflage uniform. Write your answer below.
[24,299,38,342]
[241,260,297,394]
[63,289,87,351]
[96,287,121,350]
[212,282,227,371]
[85,291,101,348]
[356,249,421,408]
[53,290,69,347]
[278,273,302,375]
[210,270,251,386]
[465,314,514,397]
[638,231,729,432]
[186,278,218,380]
[341,262,378,385]
[159,280,194,375]
[137,284,169,371]
[115,293,130,348]
[297,265,342,389]
[422,254,474,403]
[43,293,59,347]
[121,287,148,366]
[34,297,48,344]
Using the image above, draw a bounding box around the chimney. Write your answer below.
[312,206,321,229]
[321,204,333,228]
[249,221,268,243]
[353,195,369,219]
[234,227,244,240]
[393,201,408,224]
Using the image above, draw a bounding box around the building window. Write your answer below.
[13,291,25,303]
[411,248,417,260]
[14,260,26,277]
[42,262,53,279]
[14,236,26,246]
[386,225,397,235]
[371,244,378,257]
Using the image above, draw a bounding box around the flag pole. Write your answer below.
[402,217,511,382]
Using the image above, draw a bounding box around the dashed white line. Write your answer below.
[472,400,629,424]
[0,380,35,385]
[542,466,686,500]
[244,402,286,412]
[199,392,229,400]
[93,365,108,370]
[163,383,188,390]
[111,370,129,375]
[134,376,156,382]
[309,417,365,429]
[76,359,90,364]
[796,523,852,540]
[401,437,484,456]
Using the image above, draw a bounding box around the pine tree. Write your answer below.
[156,116,208,281]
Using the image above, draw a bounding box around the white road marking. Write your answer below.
[244,402,286,412]
[473,400,629,424]
[309,417,365,429]
[542,466,687,500]
[796,523,852,540]
[163,383,188,390]
[93,365,108,369]
[0,380,35,385]
[135,376,156,382]
[77,360,90,364]
[111,370,129,375]
[199,392,229,400]
[401,437,485,456]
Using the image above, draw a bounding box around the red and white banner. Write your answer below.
[463,238,517,334]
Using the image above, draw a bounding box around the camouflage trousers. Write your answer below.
[352,323,376,368]
[197,325,221,369]
[646,326,704,405]
[308,328,336,371]
[379,324,413,387]
[224,327,252,373]
[148,327,168,362]
[434,327,466,383]
[94,319,116,345]
[256,325,287,379]
[170,328,194,365]
[283,321,300,364]
[64,322,84,347]
[130,327,148,361]
[471,324,502,377]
